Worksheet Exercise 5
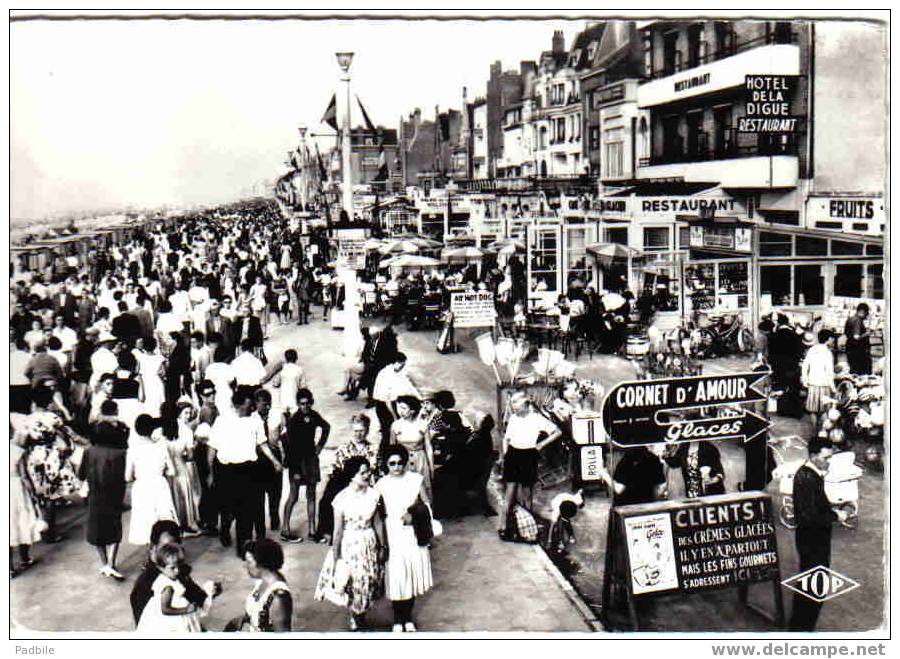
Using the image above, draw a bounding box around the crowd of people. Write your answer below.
[9,202,505,633]
[9,197,883,634]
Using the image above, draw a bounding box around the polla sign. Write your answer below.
[602,372,769,448]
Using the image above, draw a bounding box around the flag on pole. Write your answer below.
[356,96,389,182]
[315,144,328,183]
[321,94,338,131]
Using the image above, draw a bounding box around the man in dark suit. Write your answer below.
[205,300,234,352]
[769,314,802,392]
[789,439,847,631]
[363,323,398,407]
[51,284,79,327]
[230,305,264,357]
[111,301,141,346]
[75,290,96,334]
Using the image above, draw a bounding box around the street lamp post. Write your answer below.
[336,52,354,223]
[334,51,360,338]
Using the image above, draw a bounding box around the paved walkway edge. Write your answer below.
[530,545,605,633]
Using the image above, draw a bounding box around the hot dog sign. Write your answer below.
[602,372,770,448]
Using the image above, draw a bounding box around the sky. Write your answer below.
[10,16,583,222]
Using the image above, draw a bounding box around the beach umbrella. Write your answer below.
[441,246,485,262]
[379,238,441,255]
[586,242,641,268]
[395,233,442,247]
[378,254,441,269]
[486,238,525,255]
[602,292,627,311]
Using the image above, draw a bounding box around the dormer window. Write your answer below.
[586,42,597,62]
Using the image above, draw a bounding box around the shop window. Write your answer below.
[794,265,824,306]
[719,262,749,309]
[530,229,559,293]
[643,227,670,251]
[866,244,883,256]
[831,240,864,256]
[761,265,791,306]
[867,264,884,299]
[686,264,716,312]
[759,231,793,256]
[566,227,592,286]
[605,227,628,245]
[833,264,863,298]
[678,227,691,249]
[795,236,828,256]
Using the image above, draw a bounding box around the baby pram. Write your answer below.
[769,435,861,530]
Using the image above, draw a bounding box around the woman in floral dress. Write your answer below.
[23,387,86,543]
[314,456,386,631]
[316,414,380,544]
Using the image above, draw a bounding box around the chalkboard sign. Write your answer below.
[602,491,784,630]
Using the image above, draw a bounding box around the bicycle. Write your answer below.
[692,313,754,358]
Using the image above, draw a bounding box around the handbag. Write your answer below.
[407,498,434,546]
[318,552,350,607]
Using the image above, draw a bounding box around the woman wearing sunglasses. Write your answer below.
[375,444,433,632]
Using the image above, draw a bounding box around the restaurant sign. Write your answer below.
[639,196,743,217]
[737,75,801,133]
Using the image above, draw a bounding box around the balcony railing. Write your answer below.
[639,129,800,167]
[649,30,798,79]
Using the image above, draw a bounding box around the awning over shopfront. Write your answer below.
[607,181,720,197]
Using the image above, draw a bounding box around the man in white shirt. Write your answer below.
[52,315,79,355]
[89,333,119,390]
[231,339,267,387]
[207,388,283,557]
[372,352,419,446]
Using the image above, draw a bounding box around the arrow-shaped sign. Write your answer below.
[602,371,770,448]
[650,408,770,447]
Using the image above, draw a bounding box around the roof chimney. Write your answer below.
[552,30,565,54]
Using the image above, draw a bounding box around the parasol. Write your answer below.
[364,238,385,251]
[586,242,642,269]
[486,238,526,256]
[379,237,442,255]
[378,254,442,269]
[602,292,627,310]
[441,246,485,262]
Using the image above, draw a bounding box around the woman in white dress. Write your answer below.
[249,275,269,338]
[162,402,202,535]
[375,444,433,633]
[155,301,183,358]
[136,337,167,417]
[126,414,178,545]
